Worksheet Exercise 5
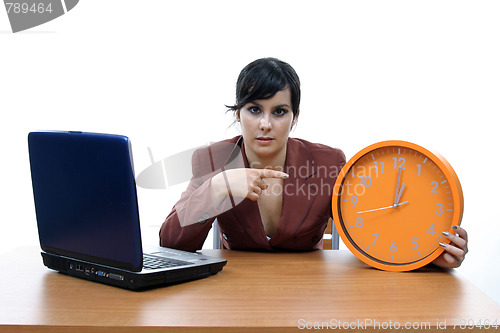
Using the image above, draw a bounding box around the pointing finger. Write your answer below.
[258,169,289,180]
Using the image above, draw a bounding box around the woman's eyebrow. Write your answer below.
[249,101,262,107]
[273,104,291,109]
[250,101,291,108]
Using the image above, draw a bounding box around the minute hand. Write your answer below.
[357,201,409,214]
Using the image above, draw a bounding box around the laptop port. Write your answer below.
[108,273,124,281]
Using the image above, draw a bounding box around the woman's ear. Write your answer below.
[291,109,300,127]
[235,105,241,122]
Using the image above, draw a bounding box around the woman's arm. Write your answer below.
[159,175,219,252]
[158,145,225,252]
[159,142,289,252]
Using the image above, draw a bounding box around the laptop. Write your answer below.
[28,131,227,290]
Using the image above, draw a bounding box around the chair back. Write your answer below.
[213,218,340,250]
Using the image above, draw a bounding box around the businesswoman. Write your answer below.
[159,57,468,269]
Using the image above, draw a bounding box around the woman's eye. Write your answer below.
[248,106,261,114]
[273,108,288,116]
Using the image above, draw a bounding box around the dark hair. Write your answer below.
[227,57,301,120]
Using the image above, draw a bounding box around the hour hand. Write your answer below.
[394,183,406,207]
[393,167,405,206]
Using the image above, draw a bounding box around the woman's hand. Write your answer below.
[432,225,468,269]
[210,168,289,203]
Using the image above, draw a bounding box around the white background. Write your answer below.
[1,1,499,305]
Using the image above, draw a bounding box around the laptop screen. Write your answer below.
[28,131,143,271]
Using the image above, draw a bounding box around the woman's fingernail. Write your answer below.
[439,242,447,248]
[452,225,458,230]
[442,231,450,236]
[283,173,289,179]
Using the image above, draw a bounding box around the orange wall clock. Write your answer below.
[332,141,464,271]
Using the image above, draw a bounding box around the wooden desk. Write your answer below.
[1,247,499,332]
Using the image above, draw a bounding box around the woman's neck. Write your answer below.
[245,148,287,172]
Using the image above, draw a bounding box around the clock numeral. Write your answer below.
[411,238,419,249]
[358,176,372,187]
[427,224,435,235]
[390,241,398,253]
[417,164,421,176]
[371,233,379,244]
[393,157,406,169]
[351,196,358,207]
[373,161,384,174]
[430,181,439,193]
[435,203,443,215]
[356,217,363,228]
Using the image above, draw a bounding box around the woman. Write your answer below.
[159,57,468,268]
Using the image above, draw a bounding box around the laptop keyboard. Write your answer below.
[143,254,192,270]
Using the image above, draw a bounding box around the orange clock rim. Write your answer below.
[332,140,464,272]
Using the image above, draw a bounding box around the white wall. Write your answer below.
[1,0,499,305]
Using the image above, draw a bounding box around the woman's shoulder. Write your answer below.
[191,136,241,154]
[288,137,345,164]
[191,136,244,175]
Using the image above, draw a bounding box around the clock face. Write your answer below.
[332,141,463,271]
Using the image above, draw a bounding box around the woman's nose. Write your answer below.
[260,114,272,131]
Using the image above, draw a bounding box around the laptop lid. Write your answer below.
[28,131,143,272]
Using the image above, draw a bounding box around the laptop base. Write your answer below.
[42,251,226,290]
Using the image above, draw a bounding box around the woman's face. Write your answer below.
[237,88,297,166]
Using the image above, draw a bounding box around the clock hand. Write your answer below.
[393,167,403,206]
[357,201,409,214]
[394,183,406,207]
[357,205,394,214]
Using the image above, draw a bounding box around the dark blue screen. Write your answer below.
[28,131,143,271]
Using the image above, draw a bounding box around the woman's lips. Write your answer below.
[256,137,274,145]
